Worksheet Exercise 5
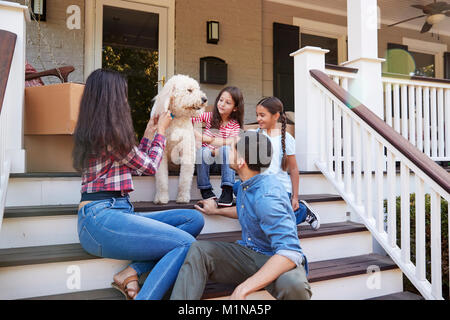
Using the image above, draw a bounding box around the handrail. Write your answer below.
[325,63,358,74]
[0,29,17,113]
[382,72,450,86]
[310,69,450,194]
[309,68,449,300]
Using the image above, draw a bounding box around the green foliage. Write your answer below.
[102,45,159,140]
[384,194,449,299]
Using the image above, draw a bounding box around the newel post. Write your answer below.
[290,46,328,171]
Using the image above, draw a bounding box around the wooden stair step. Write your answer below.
[0,222,367,268]
[4,194,344,219]
[367,291,424,300]
[24,253,397,300]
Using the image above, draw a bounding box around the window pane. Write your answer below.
[409,51,435,78]
[300,33,338,65]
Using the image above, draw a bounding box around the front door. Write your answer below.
[94,0,168,139]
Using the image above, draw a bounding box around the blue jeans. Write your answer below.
[77,196,204,300]
[232,181,307,224]
[196,146,235,189]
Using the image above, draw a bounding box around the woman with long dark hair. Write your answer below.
[73,69,204,300]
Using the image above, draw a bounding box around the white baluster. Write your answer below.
[375,140,384,233]
[334,103,343,185]
[387,150,396,248]
[385,82,392,126]
[400,163,410,264]
[319,93,326,163]
[430,87,437,157]
[430,190,442,299]
[401,84,408,139]
[343,111,352,195]
[416,86,423,153]
[353,121,362,206]
[342,77,348,91]
[364,130,373,221]
[423,87,430,157]
[326,97,333,174]
[409,85,416,146]
[445,89,450,158]
[437,88,444,158]
[415,176,426,281]
[393,84,401,133]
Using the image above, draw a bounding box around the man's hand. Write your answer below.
[291,195,299,211]
[194,199,218,215]
[229,283,250,300]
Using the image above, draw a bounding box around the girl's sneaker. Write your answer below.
[201,188,217,200]
[300,200,321,231]
[217,186,233,207]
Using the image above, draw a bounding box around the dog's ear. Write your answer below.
[151,79,176,117]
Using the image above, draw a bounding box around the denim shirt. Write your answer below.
[234,174,308,273]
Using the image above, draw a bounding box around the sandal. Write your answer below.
[111,275,140,300]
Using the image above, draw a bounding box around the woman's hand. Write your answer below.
[291,195,299,212]
[144,114,159,139]
[156,111,173,135]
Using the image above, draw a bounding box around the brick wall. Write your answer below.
[10,0,85,84]
[175,0,263,124]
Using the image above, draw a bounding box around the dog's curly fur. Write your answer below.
[151,74,207,204]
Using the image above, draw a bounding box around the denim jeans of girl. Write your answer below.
[196,145,235,189]
[77,196,204,300]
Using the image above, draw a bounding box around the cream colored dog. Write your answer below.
[151,74,207,204]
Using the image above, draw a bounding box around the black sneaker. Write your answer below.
[200,188,217,200]
[300,200,321,231]
[217,186,233,207]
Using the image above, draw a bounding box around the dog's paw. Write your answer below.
[154,192,169,204]
[176,193,191,204]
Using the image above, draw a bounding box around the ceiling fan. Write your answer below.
[387,1,450,33]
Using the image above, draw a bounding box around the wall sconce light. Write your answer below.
[31,0,47,21]
[207,21,219,44]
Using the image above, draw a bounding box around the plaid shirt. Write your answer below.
[81,134,166,195]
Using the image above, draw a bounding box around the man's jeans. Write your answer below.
[196,146,235,189]
[77,197,204,300]
[170,241,312,300]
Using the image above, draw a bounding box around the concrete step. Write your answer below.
[23,254,401,301]
[0,221,373,300]
[6,172,339,207]
[0,196,349,249]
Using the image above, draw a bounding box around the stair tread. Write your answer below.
[4,194,344,218]
[0,222,367,268]
[24,253,397,300]
[367,291,424,300]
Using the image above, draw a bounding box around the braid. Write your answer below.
[280,112,288,171]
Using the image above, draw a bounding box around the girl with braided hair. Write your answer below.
[249,96,321,230]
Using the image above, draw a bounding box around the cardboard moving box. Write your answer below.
[24,83,84,172]
[25,83,84,135]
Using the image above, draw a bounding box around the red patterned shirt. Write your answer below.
[192,112,241,150]
[80,134,166,194]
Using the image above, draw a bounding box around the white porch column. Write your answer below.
[343,0,384,118]
[0,1,29,173]
[290,46,329,171]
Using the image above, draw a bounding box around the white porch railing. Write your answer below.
[324,64,358,91]
[382,74,450,161]
[310,69,450,300]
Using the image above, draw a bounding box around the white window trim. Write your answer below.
[293,17,347,64]
[84,0,175,82]
[402,37,448,78]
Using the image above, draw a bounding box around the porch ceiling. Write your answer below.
[276,0,450,36]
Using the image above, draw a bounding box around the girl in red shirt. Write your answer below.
[192,87,244,206]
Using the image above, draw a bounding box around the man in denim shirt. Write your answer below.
[170,131,311,300]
